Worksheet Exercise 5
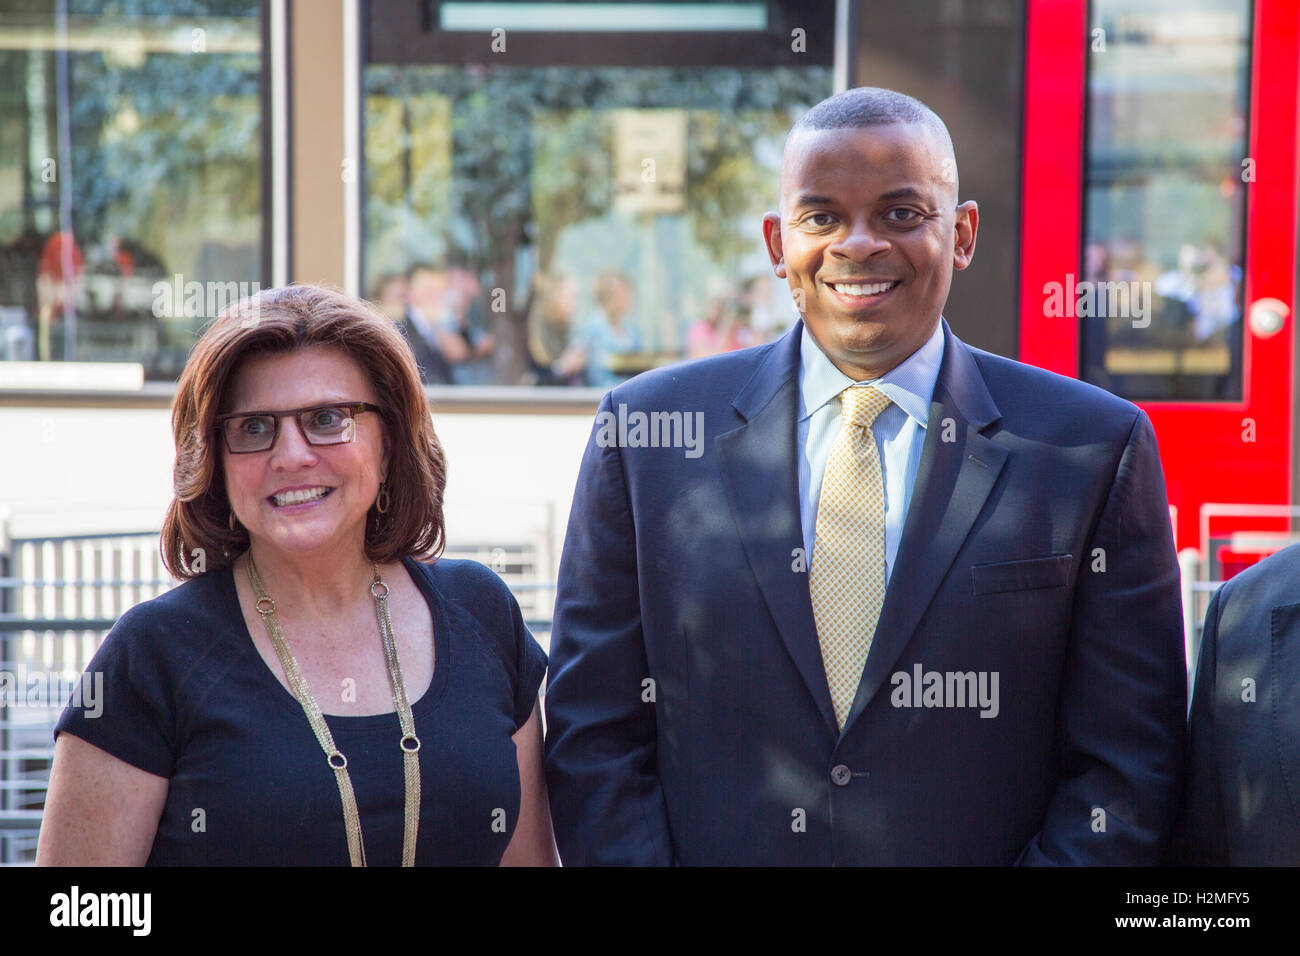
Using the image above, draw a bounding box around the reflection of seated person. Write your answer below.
[83,234,139,320]
[1190,243,1240,343]
[443,265,496,385]
[1154,243,1199,307]
[1089,237,1160,353]
[559,270,642,389]
[1154,241,1240,344]
[525,272,583,386]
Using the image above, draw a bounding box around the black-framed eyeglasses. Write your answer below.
[213,402,383,454]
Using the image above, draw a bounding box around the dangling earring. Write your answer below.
[375,481,390,514]
[228,509,239,532]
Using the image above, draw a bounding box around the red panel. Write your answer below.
[1019,0,1084,375]
[1019,0,1298,554]
[1145,0,1298,552]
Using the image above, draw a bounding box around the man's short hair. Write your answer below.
[406,261,441,281]
[790,87,957,196]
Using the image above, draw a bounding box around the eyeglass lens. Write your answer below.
[224,406,357,452]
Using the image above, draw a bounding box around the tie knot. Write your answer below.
[840,385,891,428]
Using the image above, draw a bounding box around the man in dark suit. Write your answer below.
[396,263,454,386]
[543,88,1187,865]
[1167,543,1300,865]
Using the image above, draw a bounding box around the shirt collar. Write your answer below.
[798,317,946,427]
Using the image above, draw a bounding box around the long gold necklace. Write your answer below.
[247,551,421,866]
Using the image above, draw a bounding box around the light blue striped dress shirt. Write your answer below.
[797,319,946,584]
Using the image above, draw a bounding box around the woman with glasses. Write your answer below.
[36,283,557,866]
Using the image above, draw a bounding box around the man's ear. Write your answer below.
[762,212,787,279]
[953,200,978,271]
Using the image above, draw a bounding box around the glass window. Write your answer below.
[363,0,833,388]
[1080,0,1251,402]
[0,0,265,381]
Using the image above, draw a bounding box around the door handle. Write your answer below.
[1248,298,1289,337]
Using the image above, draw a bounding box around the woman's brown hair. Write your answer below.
[160,283,446,578]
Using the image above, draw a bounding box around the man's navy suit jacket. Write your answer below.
[1167,542,1300,864]
[396,308,453,385]
[543,317,1187,865]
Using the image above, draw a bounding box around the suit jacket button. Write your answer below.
[831,764,852,786]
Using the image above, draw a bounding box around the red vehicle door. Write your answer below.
[1019,0,1298,572]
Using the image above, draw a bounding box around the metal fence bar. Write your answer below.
[0,813,44,830]
[1198,503,1300,582]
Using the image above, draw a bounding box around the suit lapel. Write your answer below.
[716,322,839,735]
[1270,603,1300,833]
[842,319,1008,734]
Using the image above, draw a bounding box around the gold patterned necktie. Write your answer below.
[809,384,893,732]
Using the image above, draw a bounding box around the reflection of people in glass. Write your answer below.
[396,264,457,386]
[1189,240,1240,344]
[1079,241,1112,389]
[686,286,731,359]
[369,272,408,323]
[1152,243,1203,349]
[742,275,784,345]
[86,233,137,320]
[444,264,496,385]
[35,230,83,361]
[1083,240,1108,284]
[525,272,583,386]
[1151,239,1241,397]
[569,269,642,389]
[686,281,754,358]
[1154,243,1199,313]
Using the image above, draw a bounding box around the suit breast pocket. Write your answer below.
[970,554,1073,596]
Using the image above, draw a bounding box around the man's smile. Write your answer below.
[824,278,902,307]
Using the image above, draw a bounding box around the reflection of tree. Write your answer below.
[530,108,609,273]
[365,65,830,383]
[366,92,453,268]
[70,45,262,277]
[4,2,263,374]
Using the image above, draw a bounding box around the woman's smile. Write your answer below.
[268,485,335,510]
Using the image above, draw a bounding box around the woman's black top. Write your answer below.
[54,556,548,865]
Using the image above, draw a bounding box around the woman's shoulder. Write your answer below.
[62,565,245,747]
[406,555,515,607]
[103,565,241,654]
[406,556,546,728]
[406,555,529,648]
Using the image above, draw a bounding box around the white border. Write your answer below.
[342,0,361,296]
[833,0,849,93]
[270,0,289,286]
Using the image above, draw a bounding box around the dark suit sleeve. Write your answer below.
[1164,584,1230,865]
[1016,410,1187,864]
[543,392,675,865]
